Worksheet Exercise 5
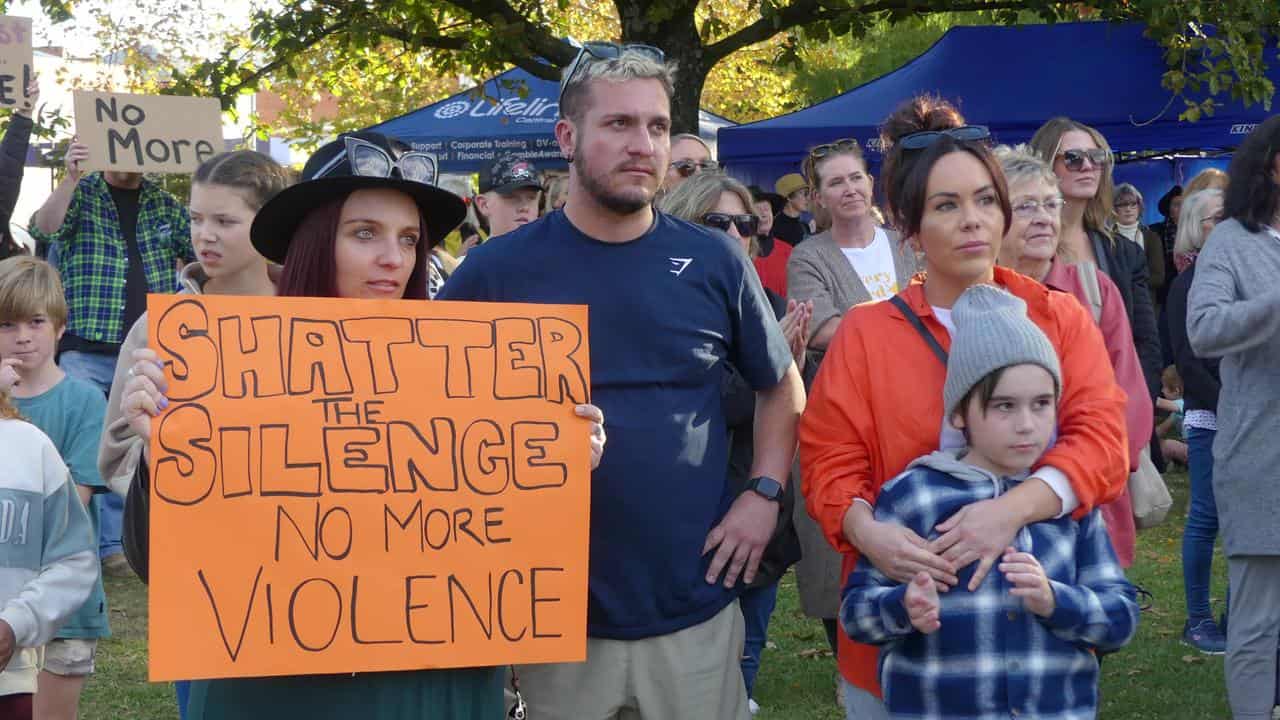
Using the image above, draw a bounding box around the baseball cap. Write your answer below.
[479,154,543,195]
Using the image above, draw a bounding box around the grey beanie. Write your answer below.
[942,284,1062,416]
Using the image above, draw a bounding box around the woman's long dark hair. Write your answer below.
[276,192,431,300]
[1224,115,1280,233]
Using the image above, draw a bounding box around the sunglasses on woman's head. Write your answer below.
[702,212,759,237]
[558,39,666,105]
[898,125,990,150]
[1058,148,1111,171]
[809,138,860,159]
[670,159,719,177]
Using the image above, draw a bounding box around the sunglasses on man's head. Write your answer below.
[809,138,860,159]
[898,125,991,151]
[702,212,759,237]
[670,159,719,177]
[1058,148,1111,171]
[558,39,666,106]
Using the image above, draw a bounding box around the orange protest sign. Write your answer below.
[146,293,591,681]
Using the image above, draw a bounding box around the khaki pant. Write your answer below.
[516,601,749,720]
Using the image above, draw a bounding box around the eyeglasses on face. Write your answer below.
[670,159,719,177]
[898,125,991,151]
[702,212,759,237]
[1114,200,1139,210]
[1011,197,1065,218]
[1058,148,1111,171]
[558,39,665,106]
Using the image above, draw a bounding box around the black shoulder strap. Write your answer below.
[889,295,948,366]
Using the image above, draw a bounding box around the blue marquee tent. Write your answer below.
[369,67,734,173]
[718,21,1279,195]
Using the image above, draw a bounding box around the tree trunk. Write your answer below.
[616,1,707,135]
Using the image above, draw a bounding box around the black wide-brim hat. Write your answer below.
[251,131,467,264]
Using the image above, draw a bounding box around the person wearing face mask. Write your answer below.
[1113,183,1165,306]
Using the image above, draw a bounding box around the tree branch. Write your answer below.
[704,0,1039,64]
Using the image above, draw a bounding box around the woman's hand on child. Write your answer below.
[575,403,606,470]
[120,349,168,442]
[0,358,19,393]
[904,571,942,634]
[856,518,957,590]
[931,496,1024,591]
[1000,547,1055,618]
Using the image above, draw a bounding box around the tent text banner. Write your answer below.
[73,91,223,173]
[0,16,32,110]
[146,294,591,681]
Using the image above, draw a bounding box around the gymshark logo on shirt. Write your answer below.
[668,257,693,276]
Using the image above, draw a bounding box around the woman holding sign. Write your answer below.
[118,131,606,720]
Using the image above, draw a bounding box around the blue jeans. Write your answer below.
[739,582,779,698]
[176,680,191,720]
[1182,426,1219,621]
[60,350,125,559]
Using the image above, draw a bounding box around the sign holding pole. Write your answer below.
[146,294,592,681]
[0,16,33,111]
[73,91,223,173]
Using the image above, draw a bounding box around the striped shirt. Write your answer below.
[842,450,1139,720]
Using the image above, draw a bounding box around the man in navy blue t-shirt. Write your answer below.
[439,46,804,720]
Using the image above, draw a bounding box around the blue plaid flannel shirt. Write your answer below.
[842,451,1139,720]
[28,173,192,344]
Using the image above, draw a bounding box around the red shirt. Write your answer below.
[753,238,792,297]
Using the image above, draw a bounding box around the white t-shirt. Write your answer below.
[840,228,899,301]
[930,306,966,451]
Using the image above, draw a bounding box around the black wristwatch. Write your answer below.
[745,476,784,502]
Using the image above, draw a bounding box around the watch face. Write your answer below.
[753,476,783,500]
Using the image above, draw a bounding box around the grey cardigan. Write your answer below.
[785,227,918,335]
[1186,218,1280,557]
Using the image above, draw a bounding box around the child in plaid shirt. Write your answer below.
[842,284,1139,720]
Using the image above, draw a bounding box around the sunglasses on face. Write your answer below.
[809,138,860,159]
[702,212,759,237]
[898,125,991,150]
[558,40,666,106]
[669,159,719,177]
[1058,148,1111,171]
[1114,200,1139,210]
[313,136,439,185]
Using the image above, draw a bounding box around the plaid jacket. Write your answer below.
[842,451,1139,720]
[29,173,191,344]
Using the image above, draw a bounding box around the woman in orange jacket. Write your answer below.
[799,96,1131,718]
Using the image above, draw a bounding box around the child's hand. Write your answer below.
[1000,547,1055,618]
[0,358,19,393]
[903,571,941,634]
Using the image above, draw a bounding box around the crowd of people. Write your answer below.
[0,41,1275,720]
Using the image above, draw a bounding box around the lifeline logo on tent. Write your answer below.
[433,97,558,124]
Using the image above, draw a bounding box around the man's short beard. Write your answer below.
[574,137,652,216]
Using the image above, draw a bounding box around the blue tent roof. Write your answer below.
[718,22,1278,184]
[369,67,735,173]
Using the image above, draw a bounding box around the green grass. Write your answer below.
[84,467,1229,720]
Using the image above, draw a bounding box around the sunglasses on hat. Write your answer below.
[670,159,719,177]
[312,136,439,185]
[898,125,991,150]
[702,212,759,237]
[1057,147,1111,171]
[558,39,665,106]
